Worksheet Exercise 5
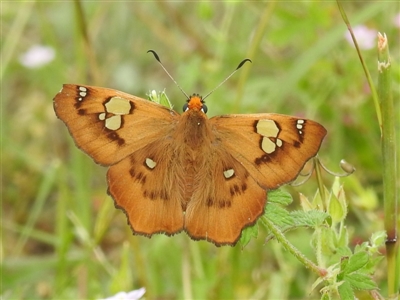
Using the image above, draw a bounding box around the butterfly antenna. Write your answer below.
[147,50,190,100]
[202,58,252,101]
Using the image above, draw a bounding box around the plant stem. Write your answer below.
[377,32,399,298]
[336,0,382,129]
[262,216,326,277]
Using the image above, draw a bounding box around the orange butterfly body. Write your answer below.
[54,84,326,246]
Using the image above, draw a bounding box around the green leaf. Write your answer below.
[337,226,349,248]
[370,231,387,250]
[264,203,293,228]
[240,223,259,248]
[299,192,313,211]
[344,251,369,274]
[291,210,330,227]
[263,202,293,242]
[364,256,384,274]
[339,257,349,279]
[320,292,331,300]
[147,89,173,108]
[268,189,293,206]
[319,227,336,256]
[345,273,377,290]
[110,242,133,293]
[338,280,354,300]
[328,190,345,223]
[335,246,353,258]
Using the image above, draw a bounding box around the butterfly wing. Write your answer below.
[107,139,185,236]
[54,84,184,235]
[53,84,180,165]
[184,113,326,246]
[210,113,327,189]
[184,146,266,246]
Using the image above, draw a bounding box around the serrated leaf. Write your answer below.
[335,246,353,257]
[345,273,377,290]
[337,280,354,300]
[364,256,384,274]
[339,257,349,278]
[291,209,330,227]
[268,189,293,206]
[344,251,369,274]
[264,203,293,228]
[263,203,293,242]
[240,223,258,248]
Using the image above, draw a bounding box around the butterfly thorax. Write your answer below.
[173,99,213,210]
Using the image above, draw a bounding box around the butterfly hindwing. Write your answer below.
[184,147,266,246]
[53,84,180,166]
[107,139,185,236]
[210,114,327,189]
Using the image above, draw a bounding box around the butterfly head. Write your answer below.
[183,94,208,114]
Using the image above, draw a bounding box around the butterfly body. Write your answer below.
[54,84,326,246]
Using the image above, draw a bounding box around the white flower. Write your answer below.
[344,25,377,50]
[19,45,55,68]
[100,287,146,300]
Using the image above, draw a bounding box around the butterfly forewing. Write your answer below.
[53,84,179,166]
[210,114,327,189]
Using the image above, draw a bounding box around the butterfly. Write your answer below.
[53,53,326,246]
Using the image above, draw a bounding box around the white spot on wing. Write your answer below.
[145,158,157,169]
[223,169,235,179]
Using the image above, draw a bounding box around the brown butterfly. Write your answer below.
[53,52,326,246]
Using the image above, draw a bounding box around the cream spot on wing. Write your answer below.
[256,119,281,154]
[223,169,235,179]
[276,138,283,147]
[261,138,276,154]
[256,119,279,137]
[105,115,122,131]
[145,158,157,169]
[105,97,131,115]
[102,97,131,130]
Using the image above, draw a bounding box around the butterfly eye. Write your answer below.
[183,103,189,112]
[202,104,208,114]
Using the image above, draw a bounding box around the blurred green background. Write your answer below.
[2,2,399,299]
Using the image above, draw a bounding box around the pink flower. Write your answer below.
[394,13,400,28]
[344,25,377,50]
